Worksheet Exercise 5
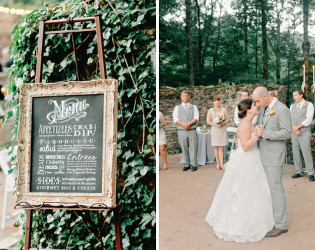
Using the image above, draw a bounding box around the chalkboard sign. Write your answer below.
[16,80,117,207]
[31,94,104,193]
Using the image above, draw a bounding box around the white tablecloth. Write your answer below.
[180,129,228,166]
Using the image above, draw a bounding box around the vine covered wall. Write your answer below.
[6,0,156,248]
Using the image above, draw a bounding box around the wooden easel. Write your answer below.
[17,15,122,250]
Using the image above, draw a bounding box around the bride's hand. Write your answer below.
[254,126,264,137]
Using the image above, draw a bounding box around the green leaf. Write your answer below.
[123,150,134,160]
[140,166,150,176]
[54,227,62,235]
[43,60,55,74]
[47,214,54,223]
[7,111,13,119]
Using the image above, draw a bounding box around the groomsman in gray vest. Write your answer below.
[290,89,314,182]
[253,87,291,238]
[173,90,199,171]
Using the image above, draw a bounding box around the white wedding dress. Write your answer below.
[205,133,274,243]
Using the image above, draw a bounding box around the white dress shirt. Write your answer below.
[262,98,277,139]
[265,97,277,115]
[173,102,199,123]
[290,99,314,127]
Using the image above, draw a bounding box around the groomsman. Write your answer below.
[290,89,315,182]
[173,90,199,171]
[234,91,257,126]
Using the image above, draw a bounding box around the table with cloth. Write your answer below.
[180,128,228,166]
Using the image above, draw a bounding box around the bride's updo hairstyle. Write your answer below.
[238,99,253,119]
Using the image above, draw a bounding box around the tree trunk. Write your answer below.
[260,0,268,80]
[242,0,249,75]
[213,0,222,71]
[195,0,202,70]
[255,0,258,78]
[302,0,310,97]
[185,0,195,86]
[287,2,298,104]
[275,0,284,84]
[201,0,215,69]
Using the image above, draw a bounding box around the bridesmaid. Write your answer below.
[206,96,230,170]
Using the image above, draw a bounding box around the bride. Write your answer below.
[205,99,274,243]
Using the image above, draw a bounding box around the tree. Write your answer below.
[241,0,249,74]
[159,0,312,93]
[260,0,269,80]
[302,0,311,97]
[212,0,223,72]
[195,0,202,70]
[185,0,195,86]
[268,0,285,84]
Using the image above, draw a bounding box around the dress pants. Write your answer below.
[263,165,288,230]
[292,130,314,176]
[177,129,198,167]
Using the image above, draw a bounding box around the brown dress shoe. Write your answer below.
[265,227,288,237]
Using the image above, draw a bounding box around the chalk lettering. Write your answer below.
[46,98,89,124]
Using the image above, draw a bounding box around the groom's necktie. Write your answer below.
[297,103,300,111]
[263,107,270,122]
[264,107,270,117]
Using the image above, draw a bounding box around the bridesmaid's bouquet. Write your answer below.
[213,114,225,125]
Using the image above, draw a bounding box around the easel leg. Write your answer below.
[24,209,33,250]
[114,207,123,250]
[95,14,107,79]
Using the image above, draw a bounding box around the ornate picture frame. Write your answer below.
[16,79,117,208]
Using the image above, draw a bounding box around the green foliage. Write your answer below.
[160,0,312,90]
[166,148,181,155]
[7,0,156,248]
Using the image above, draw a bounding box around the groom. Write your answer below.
[252,87,292,238]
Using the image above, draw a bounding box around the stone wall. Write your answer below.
[159,84,286,151]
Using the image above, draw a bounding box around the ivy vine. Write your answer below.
[6,0,156,249]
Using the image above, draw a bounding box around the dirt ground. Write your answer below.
[159,154,315,250]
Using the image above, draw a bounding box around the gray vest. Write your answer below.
[176,104,197,130]
[291,101,311,132]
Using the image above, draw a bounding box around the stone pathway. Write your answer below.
[159,154,315,250]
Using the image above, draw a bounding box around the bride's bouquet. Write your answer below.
[213,114,225,125]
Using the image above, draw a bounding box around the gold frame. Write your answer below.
[16,80,117,207]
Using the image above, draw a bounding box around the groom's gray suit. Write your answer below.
[258,99,292,230]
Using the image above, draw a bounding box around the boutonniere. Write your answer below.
[302,102,307,109]
[269,108,276,116]
[189,104,193,108]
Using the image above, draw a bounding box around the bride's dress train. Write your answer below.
[205,136,274,243]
